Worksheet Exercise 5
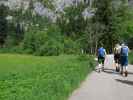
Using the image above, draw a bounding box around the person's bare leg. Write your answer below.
[124,66,128,77]
[117,64,120,72]
[116,63,118,72]
[102,58,105,71]
[98,63,102,73]
[120,66,123,75]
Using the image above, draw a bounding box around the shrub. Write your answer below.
[5,35,18,48]
[127,37,133,50]
[63,38,80,54]
[23,25,63,56]
[23,32,35,53]
[129,52,133,64]
[35,39,63,56]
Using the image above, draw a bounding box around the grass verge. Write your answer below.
[0,54,95,100]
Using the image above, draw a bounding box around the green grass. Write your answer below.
[0,54,95,100]
[129,52,133,64]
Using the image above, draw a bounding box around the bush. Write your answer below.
[23,25,63,56]
[63,38,80,54]
[35,40,63,56]
[77,54,90,61]
[1,27,82,56]
[0,46,23,54]
[23,31,36,53]
[3,34,24,54]
[5,36,16,48]
[127,37,133,50]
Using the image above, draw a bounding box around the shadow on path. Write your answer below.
[103,68,117,74]
[95,68,118,74]
[128,72,133,75]
[115,79,133,86]
[103,68,133,75]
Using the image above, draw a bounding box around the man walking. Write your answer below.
[114,44,121,72]
[120,43,129,77]
[98,46,107,72]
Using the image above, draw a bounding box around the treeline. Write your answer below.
[0,0,133,56]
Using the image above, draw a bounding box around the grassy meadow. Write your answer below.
[0,54,95,100]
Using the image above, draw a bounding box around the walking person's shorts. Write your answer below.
[114,54,120,64]
[121,56,128,66]
[98,56,105,65]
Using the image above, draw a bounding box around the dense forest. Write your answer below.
[0,0,133,56]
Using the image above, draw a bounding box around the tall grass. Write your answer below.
[0,54,95,100]
[129,52,133,64]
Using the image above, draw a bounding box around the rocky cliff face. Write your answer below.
[128,0,133,6]
[1,0,132,21]
[0,0,87,10]
[0,0,87,19]
[1,0,132,10]
[0,0,30,10]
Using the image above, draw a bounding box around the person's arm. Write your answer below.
[128,47,129,56]
[120,47,122,55]
[97,49,99,57]
[104,49,107,55]
[105,51,107,55]
[113,48,115,54]
[104,49,107,58]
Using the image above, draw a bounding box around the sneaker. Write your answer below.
[98,69,101,73]
[120,67,123,75]
[102,67,104,71]
[116,67,119,72]
[120,71,123,75]
[116,67,120,72]
[125,71,128,77]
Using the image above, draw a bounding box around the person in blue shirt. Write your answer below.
[98,46,107,72]
[120,43,129,77]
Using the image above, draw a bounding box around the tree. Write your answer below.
[0,4,8,47]
[40,0,54,10]
[57,3,87,39]
[92,0,121,53]
[115,0,133,43]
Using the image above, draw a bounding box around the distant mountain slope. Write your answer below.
[0,0,30,10]
[128,0,133,6]
[0,0,87,10]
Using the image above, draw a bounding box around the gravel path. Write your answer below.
[69,55,133,100]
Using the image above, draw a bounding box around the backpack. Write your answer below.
[98,48,105,57]
[121,46,128,56]
[114,47,121,54]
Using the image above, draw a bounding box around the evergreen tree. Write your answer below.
[57,3,87,39]
[115,0,132,42]
[0,4,8,47]
[93,0,120,53]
